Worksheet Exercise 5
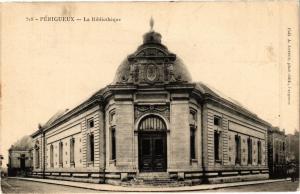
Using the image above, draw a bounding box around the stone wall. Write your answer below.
[9,151,32,169]
[203,103,268,173]
[169,100,190,169]
[32,104,105,178]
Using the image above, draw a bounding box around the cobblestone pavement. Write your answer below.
[1,177,299,193]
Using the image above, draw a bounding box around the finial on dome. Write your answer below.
[143,17,162,44]
[150,17,154,31]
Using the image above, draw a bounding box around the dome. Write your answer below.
[113,56,192,84]
[112,29,192,84]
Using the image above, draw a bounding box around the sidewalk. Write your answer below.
[9,177,289,192]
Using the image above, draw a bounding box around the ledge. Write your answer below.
[73,173,89,177]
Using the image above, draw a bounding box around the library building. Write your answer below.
[31,22,270,185]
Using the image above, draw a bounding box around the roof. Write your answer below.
[9,135,33,151]
[42,109,69,129]
[31,87,107,137]
[112,30,192,84]
[195,82,271,127]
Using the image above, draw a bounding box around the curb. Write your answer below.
[8,177,290,192]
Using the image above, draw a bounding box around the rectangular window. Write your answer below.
[111,128,116,160]
[88,118,94,129]
[59,142,63,167]
[214,131,221,161]
[235,135,241,164]
[247,138,252,164]
[90,134,94,162]
[214,116,221,126]
[87,134,94,162]
[190,127,196,160]
[70,138,75,165]
[257,140,262,164]
[50,145,54,167]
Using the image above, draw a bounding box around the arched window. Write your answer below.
[138,115,166,131]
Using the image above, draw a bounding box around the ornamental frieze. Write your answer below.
[134,105,170,122]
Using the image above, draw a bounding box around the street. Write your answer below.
[1,178,299,193]
[208,180,299,192]
[1,178,102,193]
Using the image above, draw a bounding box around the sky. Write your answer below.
[1,2,299,166]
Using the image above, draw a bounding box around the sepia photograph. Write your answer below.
[0,1,299,193]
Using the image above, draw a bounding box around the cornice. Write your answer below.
[203,93,271,128]
[31,82,271,137]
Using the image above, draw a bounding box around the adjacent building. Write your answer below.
[8,136,33,176]
[268,127,287,178]
[286,130,299,164]
[30,24,270,185]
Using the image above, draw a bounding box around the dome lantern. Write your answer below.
[143,17,162,44]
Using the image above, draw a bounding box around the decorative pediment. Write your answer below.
[136,48,167,57]
[128,47,176,62]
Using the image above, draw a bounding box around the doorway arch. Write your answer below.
[138,114,167,172]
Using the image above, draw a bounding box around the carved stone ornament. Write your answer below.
[146,64,158,82]
[135,105,170,121]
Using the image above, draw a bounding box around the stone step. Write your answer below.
[121,180,192,187]
[120,172,193,187]
[136,172,170,180]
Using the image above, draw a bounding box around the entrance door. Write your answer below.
[20,154,26,169]
[138,115,167,172]
[139,133,167,172]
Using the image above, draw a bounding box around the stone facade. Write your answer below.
[8,150,33,176]
[268,127,287,178]
[30,26,270,185]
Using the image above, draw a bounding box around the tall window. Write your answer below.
[190,127,196,160]
[59,141,63,167]
[111,128,116,160]
[235,135,241,164]
[214,131,221,161]
[35,146,40,169]
[213,116,222,162]
[87,134,94,162]
[70,138,75,165]
[257,140,262,164]
[247,137,252,164]
[50,144,54,167]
